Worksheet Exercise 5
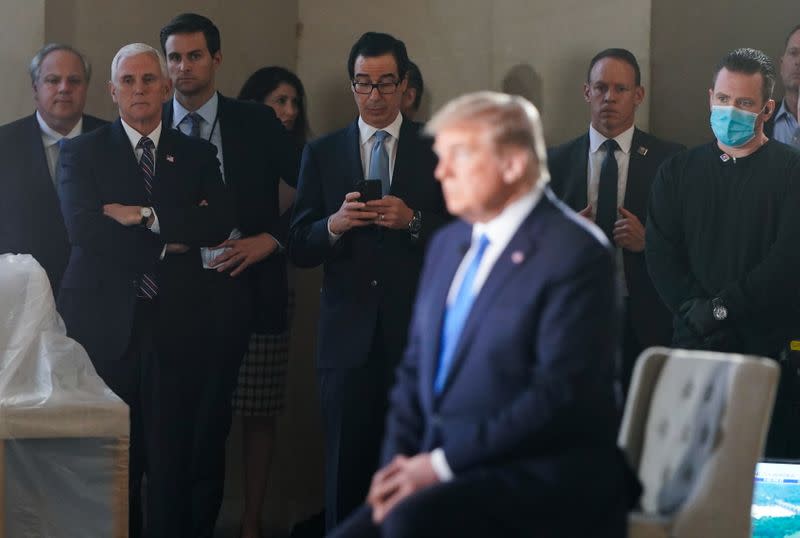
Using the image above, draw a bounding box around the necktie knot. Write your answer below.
[187,112,202,137]
[603,138,619,153]
[373,130,389,143]
[138,136,154,151]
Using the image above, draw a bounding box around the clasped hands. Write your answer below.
[679,297,739,351]
[328,192,413,235]
[366,453,439,524]
[579,205,644,252]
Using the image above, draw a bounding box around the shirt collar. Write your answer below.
[358,112,403,146]
[120,119,162,151]
[589,123,635,154]
[36,111,83,147]
[172,92,219,129]
[472,179,546,246]
[774,99,792,122]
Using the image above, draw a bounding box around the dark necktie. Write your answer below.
[369,130,391,195]
[137,136,158,299]
[596,138,620,240]
[434,234,491,394]
[187,112,202,138]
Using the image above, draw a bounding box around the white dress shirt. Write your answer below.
[37,111,83,182]
[328,112,404,243]
[587,123,633,296]
[430,180,546,482]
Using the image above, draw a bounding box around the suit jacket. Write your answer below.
[548,128,684,347]
[163,94,300,334]
[0,113,107,293]
[56,119,235,364]
[288,117,448,369]
[382,189,636,509]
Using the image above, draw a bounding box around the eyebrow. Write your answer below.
[354,72,397,79]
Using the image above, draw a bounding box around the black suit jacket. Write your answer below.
[547,128,684,347]
[163,94,300,333]
[288,118,449,369]
[0,113,107,293]
[56,119,235,364]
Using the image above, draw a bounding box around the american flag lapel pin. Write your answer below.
[511,250,524,264]
[637,146,648,156]
[166,154,175,163]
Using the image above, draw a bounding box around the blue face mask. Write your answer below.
[709,105,759,147]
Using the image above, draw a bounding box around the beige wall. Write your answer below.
[44,0,299,121]
[297,0,652,146]
[0,1,45,124]
[650,0,798,146]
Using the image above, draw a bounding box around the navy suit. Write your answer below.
[289,117,448,528]
[163,94,300,537]
[0,113,106,294]
[57,119,234,537]
[548,128,684,392]
[334,189,638,538]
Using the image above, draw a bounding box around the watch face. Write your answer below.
[713,305,728,321]
[141,207,152,218]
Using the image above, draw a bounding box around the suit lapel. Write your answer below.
[389,119,414,197]
[568,134,590,209]
[24,114,57,191]
[421,224,472,410]
[623,128,649,215]
[108,119,149,202]
[346,120,365,188]
[217,94,241,188]
[435,199,544,399]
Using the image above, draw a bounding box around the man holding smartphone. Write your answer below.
[289,31,448,531]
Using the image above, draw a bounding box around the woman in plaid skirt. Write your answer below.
[234,67,310,538]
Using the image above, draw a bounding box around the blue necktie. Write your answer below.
[434,234,491,394]
[368,130,391,195]
[184,112,202,138]
[136,137,158,300]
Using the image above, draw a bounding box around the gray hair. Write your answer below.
[110,43,168,83]
[426,91,550,184]
[29,43,92,84]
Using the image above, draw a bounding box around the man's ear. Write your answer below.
[108,81,118,104]
[502,147,530,184]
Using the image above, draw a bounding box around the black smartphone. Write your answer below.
[357,179,383,202]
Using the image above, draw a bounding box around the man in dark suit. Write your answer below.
[158,14,300,537]
[331,91,637,538]
[0,43,106,294]
[288,32,448,530]
[548,48,683,394]
[57,43,234,538]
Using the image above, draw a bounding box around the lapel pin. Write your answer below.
[720,153,730,162]
[637,146,648,156]
[166,155,175,163]
[511,251,525,264]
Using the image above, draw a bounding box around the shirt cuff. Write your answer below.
[327,216,342,245]
[159,244,167,260]
[430,448,454,482]
[148,208,160,234]
[265,233,284,252]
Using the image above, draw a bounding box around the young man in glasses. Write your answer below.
[288,31,448,531]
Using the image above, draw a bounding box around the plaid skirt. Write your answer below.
[231,289,294,416]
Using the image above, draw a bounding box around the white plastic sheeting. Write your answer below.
[0,254,129,537]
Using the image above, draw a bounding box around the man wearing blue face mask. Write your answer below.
[646,47,800,458]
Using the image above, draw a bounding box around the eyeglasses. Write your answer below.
[352,79,400,95]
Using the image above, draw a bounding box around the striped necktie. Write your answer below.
[136,136,158,299]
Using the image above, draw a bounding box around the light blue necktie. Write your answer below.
[368,130,391,195]
[434,234,491,394]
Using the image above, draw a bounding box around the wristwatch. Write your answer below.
[408,210,423,236]
[139,206,153,227]
[711,297,728,321]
